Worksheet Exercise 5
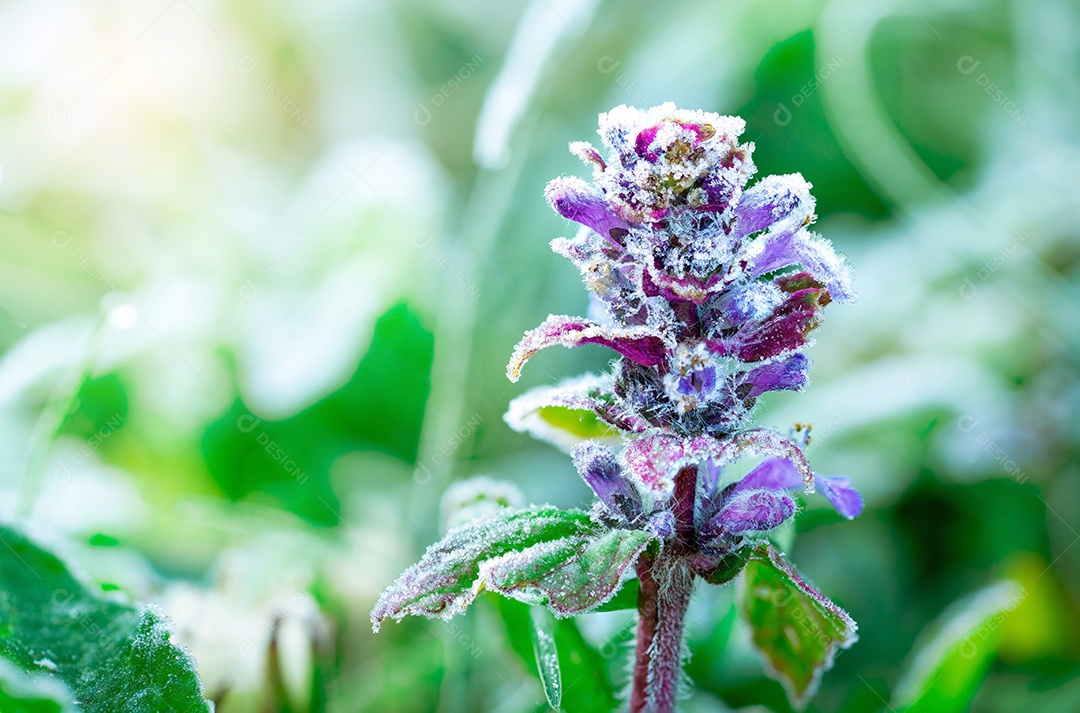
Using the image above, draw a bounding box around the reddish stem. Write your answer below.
[630,466,698,712]
[630,555,658,713]
[671,464,698,554]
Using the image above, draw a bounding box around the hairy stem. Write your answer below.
[630,554,659,713]
[631,466,698,712]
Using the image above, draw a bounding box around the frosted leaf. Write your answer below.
[740,543,858,709]
[479,528,654,617]
[0,529,212,713]
[0,657,77,711]
[371,506,595,631]
[529,608,562,709]
[569,140,605,173]
[624,429,816,494]
[504,373,648,450]
[506,315,668,382]
[623,434,685,497]
[647,266,730,304]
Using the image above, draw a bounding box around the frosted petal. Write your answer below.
[506,315,668,382]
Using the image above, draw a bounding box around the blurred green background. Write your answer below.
[1,0,1078,710]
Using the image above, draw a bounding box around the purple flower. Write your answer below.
[703,488,797,540]
[571,441,643,521]
[504,103,860,577]
[507,104,855,438]
[734,457,864,519]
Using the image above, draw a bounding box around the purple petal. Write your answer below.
[716,280,784,326]
[741,227,855,303]
[711,488,795,535]
[735,457,804,493]
[506,315,668,382]
[571,441,642,520]
[729,279,830,362]
[742,227,803,278]
[735,457,863,519]
[647,511,676,538]
[634,124,663,160]
[734,173,814,238]
[738,354,810,399]
[815,476,863,519]
[702,458,724,496]
[545,176,630,243]
[792,232,856,302]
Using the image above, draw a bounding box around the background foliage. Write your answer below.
[1,0,1078,710]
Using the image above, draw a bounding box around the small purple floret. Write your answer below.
[734,457,864,519]
[710,488,796,536]
[571,441,643,521]
[815,476,864,519]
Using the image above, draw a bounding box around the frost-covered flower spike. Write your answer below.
[373,104,861,713]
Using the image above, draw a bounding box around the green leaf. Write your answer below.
[0,658,76,713]
[892,580,1026,713]
[536,406,617,440]
[592,577,639,613]
[491,597,617,713]
[530,608,562,709]
[739,543,858,710]
[0,528,211,713]
[371,506,595,630]
[202,302,434,526]
[694,548,752,586]
[482,528,654,616]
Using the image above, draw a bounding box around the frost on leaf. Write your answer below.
[740,543,858,710]
[506,315,668,382]
[480,528,654,617]
[371,506,595,631]
[0,529,212,713]
[0,657,77,712]
[504,373,644,451]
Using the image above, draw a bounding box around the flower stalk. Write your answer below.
[373,104,863,711]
